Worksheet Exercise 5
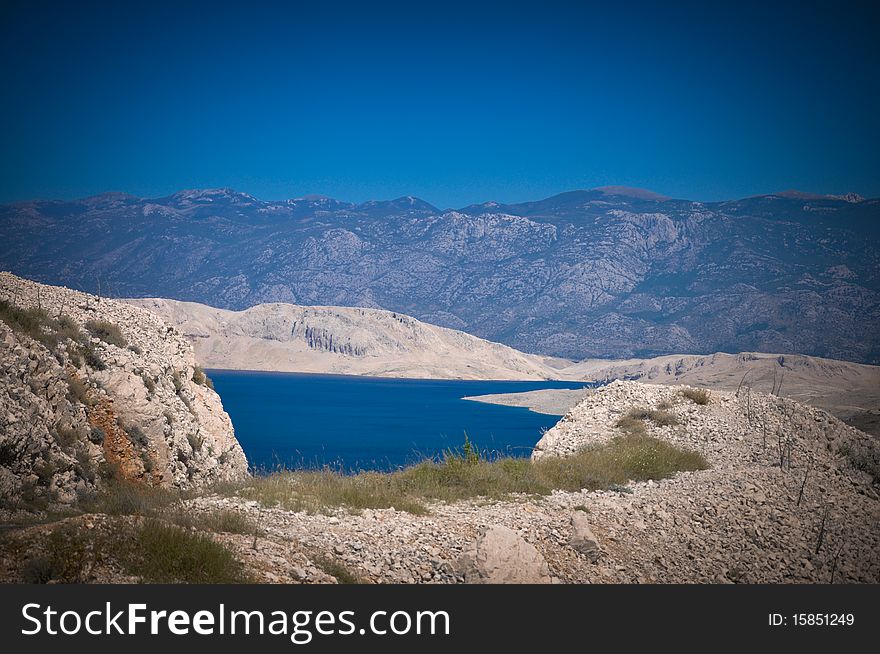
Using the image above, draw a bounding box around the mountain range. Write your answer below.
[1,186,878,363]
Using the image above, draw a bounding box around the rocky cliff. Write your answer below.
[0,273,248,507]
[125,297,577,380]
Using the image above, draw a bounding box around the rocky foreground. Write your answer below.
[10,380,866,585]
[0,272,248,506]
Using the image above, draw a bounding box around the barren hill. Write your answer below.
[125,297,577,380]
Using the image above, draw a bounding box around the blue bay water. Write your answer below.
[208,370,587,472]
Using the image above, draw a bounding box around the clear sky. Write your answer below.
[1,0,878,207]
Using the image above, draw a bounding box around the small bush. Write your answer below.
[53,424,80,449]
[124,424,150,448]
[681,388,710,405]
[187,432,204,452]
[88,426,106,444]
[56,315,85,343]
[85,319,127,348]
[838,441,880,485]
[33,459,58,485]
[192,366,214,390]
[77,343,106,370]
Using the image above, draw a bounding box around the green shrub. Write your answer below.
[85,319,127,348]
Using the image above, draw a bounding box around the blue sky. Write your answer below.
[1,0,878,207]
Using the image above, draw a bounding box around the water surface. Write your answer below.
[208,370,587,471]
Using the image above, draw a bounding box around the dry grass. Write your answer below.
[118,519,249,583]
[237,434,708,514]
[85,319,127,348]
[681,388,711,405]
[312,555,364,584]
[192,365,215,390]
[617,407,679,428]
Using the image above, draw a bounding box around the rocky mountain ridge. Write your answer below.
[2,187,877,362]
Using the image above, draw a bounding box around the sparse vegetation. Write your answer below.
[118,519,250,583]
[140,372,156,395]
[616,407,679,428]
[82,479,177,515]
[187,432,205,452]
[76,342,106,370]
[0,299,60,348]
[16,518,248,584]
[53,424,80,449]
[192,365,214,390]
[21,524,91,583]
[838,440,880,485]
[681,388,711,405]
[313,555,363,584]
[65,374,93,405]
[237,434,707,515]
[85,319,127,348]
[124,424,149,448]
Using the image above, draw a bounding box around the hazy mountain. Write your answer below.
[1,187,878,363]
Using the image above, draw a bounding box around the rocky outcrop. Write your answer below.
[0,273,248,507]
[569,513,601,562]
[455,525,552,584]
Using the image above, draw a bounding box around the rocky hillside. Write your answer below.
[1,377,876,583]
[0,273,248,507]
[1,187,877,362]
[467,351,880,435]
[166,381,877,584]
[126,297,576,380]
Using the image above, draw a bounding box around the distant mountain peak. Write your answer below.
[170,188,257,203]
[591,186,671,201]
[762,190,864,203]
